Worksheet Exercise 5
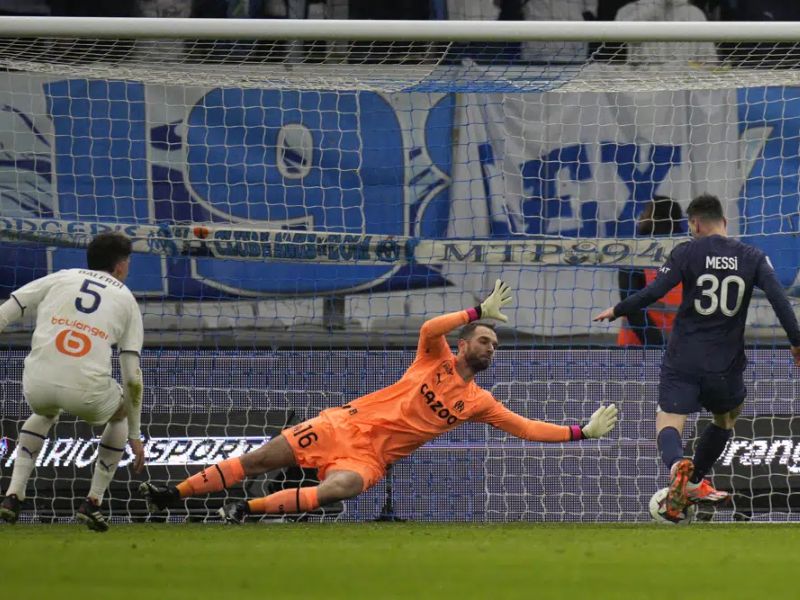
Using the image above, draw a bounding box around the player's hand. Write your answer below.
[792,346,800,367]
[581,404,619,439]
[480,279,513,322]
[129,437,145,473]
[593,307,617,322]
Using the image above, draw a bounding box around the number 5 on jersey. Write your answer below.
[75,279,106,314]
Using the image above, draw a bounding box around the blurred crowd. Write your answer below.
[3,0,797,22]
[0,0,796,66]
[0,0,800,21]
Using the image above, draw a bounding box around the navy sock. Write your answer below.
[657,427,684,470]
[691,423,732,483]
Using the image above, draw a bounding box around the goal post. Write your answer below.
[3,17,800,41]
[0,18,800,91]
[0,17,799,523]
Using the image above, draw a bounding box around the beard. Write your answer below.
[465,353,491,373]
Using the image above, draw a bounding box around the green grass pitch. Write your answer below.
[1,522,797,599]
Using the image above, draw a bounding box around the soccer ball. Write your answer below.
[649,487,696,525]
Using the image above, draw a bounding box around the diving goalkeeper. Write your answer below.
[141,280,618,522]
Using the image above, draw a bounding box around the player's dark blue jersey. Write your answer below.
[614,235,800,374]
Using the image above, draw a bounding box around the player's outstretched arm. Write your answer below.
[594,270,682,322]
[417,280,513,358]
[594,273,681,322]
[473,398,618,442]
[120,351,145,473]
[595,246,685,322]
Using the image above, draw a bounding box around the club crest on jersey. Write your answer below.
[436,360,454,384]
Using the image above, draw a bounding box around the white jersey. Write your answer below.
[615,0,717,65]
[11,268,143,390]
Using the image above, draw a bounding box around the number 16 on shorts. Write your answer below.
[292,423,318,448]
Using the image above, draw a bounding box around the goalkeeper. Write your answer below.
[141,281,618,522]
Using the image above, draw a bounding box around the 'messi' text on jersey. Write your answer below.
[706,256,738,270]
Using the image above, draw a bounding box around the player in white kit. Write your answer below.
[0,232,145,531]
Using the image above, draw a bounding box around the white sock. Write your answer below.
[7,414,58,500]
[88,419,128,505]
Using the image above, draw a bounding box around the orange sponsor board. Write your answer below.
[55,329,92,357]
[50,317,109,340]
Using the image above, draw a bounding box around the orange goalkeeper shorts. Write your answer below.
[282,414,385,493]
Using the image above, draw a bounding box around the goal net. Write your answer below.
[1,18,799,523]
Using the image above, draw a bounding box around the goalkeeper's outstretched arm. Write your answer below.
[473,400,619,442]
[416,280,512,359]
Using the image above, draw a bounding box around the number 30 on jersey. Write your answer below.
[694,274,745,317]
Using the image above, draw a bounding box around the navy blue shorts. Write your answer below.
[658,365,746,415]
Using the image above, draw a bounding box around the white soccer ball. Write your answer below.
[649,487,697,525]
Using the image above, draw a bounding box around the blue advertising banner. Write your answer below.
[0,75,453,298]
[738,86,800,289]
[1,75,800,301]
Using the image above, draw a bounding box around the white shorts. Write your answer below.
[22,376,123,426]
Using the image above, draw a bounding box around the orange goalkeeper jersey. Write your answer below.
[319,310,577,466]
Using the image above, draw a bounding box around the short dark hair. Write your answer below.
[651,195,686,235]
[87,232,132,272]
[458,321,496,341]
[687,193,725,223]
